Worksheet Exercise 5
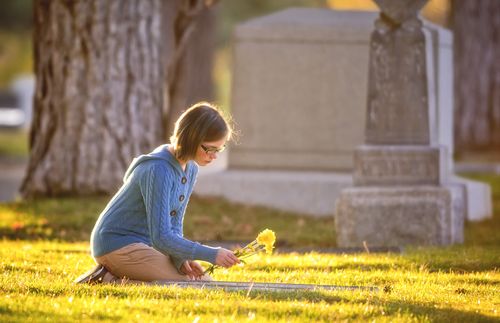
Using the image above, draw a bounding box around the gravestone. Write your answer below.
[195,7,491,222]
[11,75,35,128]
[154,280,378,292]
[226,8,454,172]
[335,0,463,246]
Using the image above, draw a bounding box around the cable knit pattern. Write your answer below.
[90,145,219,272]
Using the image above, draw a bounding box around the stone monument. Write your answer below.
[335,0,464,246]
[194,7,491,222]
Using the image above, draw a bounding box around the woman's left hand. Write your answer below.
[180,260,205,280]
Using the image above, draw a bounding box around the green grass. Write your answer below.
[0,129,29,158]
[0,241,498,322]
[0,175,499,321]
[0,195,335,247]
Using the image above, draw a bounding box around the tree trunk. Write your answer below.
[163,1,217,138]
[22,0,165,197]
[452,0,500,152]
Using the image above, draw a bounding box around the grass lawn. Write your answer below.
[0,175,499,322]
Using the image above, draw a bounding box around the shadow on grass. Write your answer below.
[247,263,396,272]
[1,283,143,300]
[0,196,106,242]
[248,256,500,273]
[2,264,43,275]
[0,304,119,321]
[381,299,498,323]
[220,290,497,321]
[251,291,499,322]
[0,226,91,241]
[448,276,499,286]
[38,248,89,254]
[1,280,496,321]
[238,289,346,303]
[404,247,500,273]
[423,263,500,274]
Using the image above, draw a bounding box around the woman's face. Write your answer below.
[194,136,227,166]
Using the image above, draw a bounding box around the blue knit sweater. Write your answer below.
[90,144,219,271]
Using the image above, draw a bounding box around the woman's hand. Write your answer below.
[180,260,205,280]
[215,248,240,268]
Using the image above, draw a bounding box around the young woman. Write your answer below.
[75,102,240,284]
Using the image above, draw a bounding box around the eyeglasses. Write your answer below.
[201,144,226,154]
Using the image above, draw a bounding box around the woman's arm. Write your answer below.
[139,162,219,265]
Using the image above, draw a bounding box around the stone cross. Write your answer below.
[366,0,429,145]
[335,0,465,247]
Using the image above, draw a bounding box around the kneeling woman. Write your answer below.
[76,102,239,284]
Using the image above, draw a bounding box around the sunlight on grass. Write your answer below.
[0,240,498,322]
[0,196,109,240]
[0,175,499,321]
[0,195,336,246]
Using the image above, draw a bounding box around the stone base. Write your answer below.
[353,145,449,186]
[194,169,352,217]
[195,155,488,223]
[195,156,493,221]
[335,186,464,247]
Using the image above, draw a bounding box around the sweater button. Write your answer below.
[179,195,185,202]
[181,177,187,184]
[170,210,177,216]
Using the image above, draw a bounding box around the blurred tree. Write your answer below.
[22,0,215,197]
[452,0,500,152]
[164,0,218,138]
[0,0,32,31]
[0,0,32,87]
[217,0,325,47]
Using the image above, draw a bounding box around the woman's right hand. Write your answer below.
[215,248,240,268]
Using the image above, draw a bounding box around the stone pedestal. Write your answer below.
[353,145,449,186]
[336,185,465,246]
[336,144,465,245]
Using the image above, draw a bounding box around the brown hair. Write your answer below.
[170,102,233,161]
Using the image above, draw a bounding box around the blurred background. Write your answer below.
[0,0,498,249]
[0,0,498,200]
[0,0,452,151]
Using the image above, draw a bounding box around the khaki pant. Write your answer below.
[95,243,212,283]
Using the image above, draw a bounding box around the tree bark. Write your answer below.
[163,0,217,138]
[22,0,165,197]
[452,0,500,152]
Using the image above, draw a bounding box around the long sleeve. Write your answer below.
[139,162,219,265]
[170,256,186,272]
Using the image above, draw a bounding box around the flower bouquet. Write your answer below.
[204,229,276,275]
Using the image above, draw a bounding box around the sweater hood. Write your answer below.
[123,144,189,181]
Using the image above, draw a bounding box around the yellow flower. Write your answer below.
[256,229,276,254]
[204,228,277,275]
